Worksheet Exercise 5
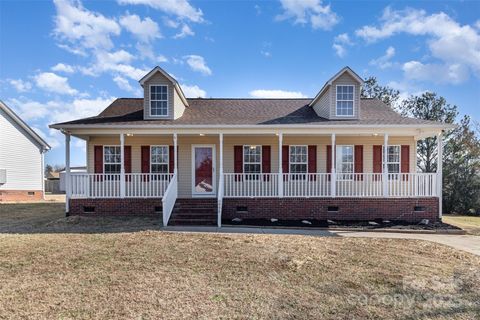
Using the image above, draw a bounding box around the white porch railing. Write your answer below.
[70,173,173,198]
[223,173,438,198]
[162,173,178,226]
[224,173,278,197]
[284,173,331,197]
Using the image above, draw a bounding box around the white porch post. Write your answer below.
[437,132,443,219]
[278,133,283,197]
[218,133,223,227]
[331,133,336,197]
[41,150,45,200]
[65,132,71,214]
[173,133,178,174]
[383,133,389,197]
[120,133,125,198]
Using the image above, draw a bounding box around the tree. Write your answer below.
[361,76,400,108]
[443,116,480,214]
[399,92,458,173]
[44,164,53,177]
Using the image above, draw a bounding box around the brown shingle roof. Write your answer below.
[51,97,442,127]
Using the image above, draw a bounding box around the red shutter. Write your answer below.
[308,145,317,181]
[169,145,175,173]
[354,145,363,180]
[401,145,410,180]
[234,145,243,181]
[326,145,332,181]
[141,146,150,181]
[124,146,131,181]
[94,146,103,181]
[282,145,289,181]
[373,145,383,181]
[262,146,271,181]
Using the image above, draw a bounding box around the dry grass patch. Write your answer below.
[443,216,480,236]
[0,231,479,319]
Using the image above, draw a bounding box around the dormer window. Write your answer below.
[336,85,354,116]
[150,85,168,116]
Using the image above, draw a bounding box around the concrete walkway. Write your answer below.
[163,226,480,256]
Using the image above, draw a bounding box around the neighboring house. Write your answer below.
[0,101,50,201]
[50,66,452,226]
[45,166,86,194]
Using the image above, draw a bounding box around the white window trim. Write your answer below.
[150,145,169,174]
[289,145,308,174]
[336,145,354,180]
[103,145,121,174]
[242,145,262,174]
[149,84,169,117]
[384,144,401,174]
[335,85,355,117]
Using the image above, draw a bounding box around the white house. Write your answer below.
[0,101,50,201]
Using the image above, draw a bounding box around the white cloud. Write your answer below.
[356,7,480,82]
[157,55,168,63]
[51,63,75,73]
[6,98,53,120]
[119,14,161,42]
[117,0,204,23]
[113,75,142,96]
[276,0,339,30]
[32,126,61,149]
[173,24,194,39]
[181,84,207,98]
[402,61,469,84]
[34,72,78,95]
[369,46,395,69]
[332,33,353,58]
[183,55,212,75]
[9,79,32,92]
[249,89,307,98]
[53,0,121,51]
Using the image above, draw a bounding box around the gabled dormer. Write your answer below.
[309,67,363,120]
[139,66,189,120]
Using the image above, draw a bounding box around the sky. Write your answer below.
[0,0,479,167]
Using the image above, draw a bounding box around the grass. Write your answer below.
[0,203,479,319]
[443,215,480,236]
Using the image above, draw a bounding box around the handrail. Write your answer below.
[161,173,178,226]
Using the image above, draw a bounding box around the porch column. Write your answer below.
[437,132,443,219]
[278,133,283,197]
[65,132,71,215]
[330,133,336,197]
[173,133,178,174]
[383,133,389,197]
[120,133,125,198]
[219,133,223,177]
[218,133,223,228]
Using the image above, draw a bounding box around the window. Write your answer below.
[385,145,400,174]
[151,146,169,174]
[150,85,168,116]
[289,145,307,174]
[243,145,261,178]
[336,85,354,116]
[336,145,354,180]
[104,146,121,174]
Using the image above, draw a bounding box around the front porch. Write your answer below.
[63,131,443,226]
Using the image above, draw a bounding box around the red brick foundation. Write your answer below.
[0,190,43,202]
[69,198,162,216]
[222,197,439,223]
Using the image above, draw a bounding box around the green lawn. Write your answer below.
[443,215,480,236]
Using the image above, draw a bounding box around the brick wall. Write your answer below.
[222,198,439,223]
[0,190,43,202]
[69,198,162,216]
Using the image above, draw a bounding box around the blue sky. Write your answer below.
[1,0,479,167]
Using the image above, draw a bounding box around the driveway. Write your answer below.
[163,226,480,256]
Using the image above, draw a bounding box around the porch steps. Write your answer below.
[168,198,217,226]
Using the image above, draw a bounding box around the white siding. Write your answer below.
[0,108,43,190]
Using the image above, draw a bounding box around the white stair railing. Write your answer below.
[161,173,178,226]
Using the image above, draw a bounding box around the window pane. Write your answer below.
[152,164,168,173]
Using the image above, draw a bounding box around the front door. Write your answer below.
[192,145,216,196]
